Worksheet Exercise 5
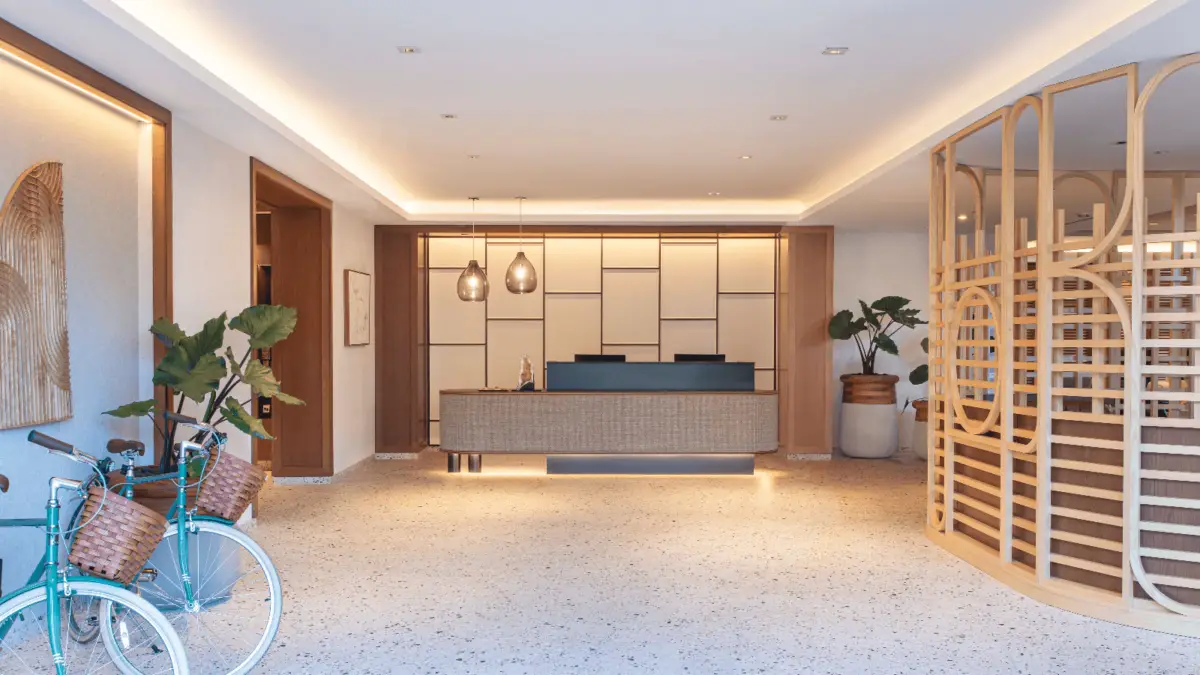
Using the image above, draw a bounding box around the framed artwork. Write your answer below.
[344,269,371,346]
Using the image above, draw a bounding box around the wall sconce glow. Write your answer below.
[505,197,538,294]
[458,197,488,302]
[822,47,849,56]
[957,214,969,221]
[0,45,153,123]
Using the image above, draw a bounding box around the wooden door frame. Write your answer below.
[250,159,334,477]
[0,19,174,456]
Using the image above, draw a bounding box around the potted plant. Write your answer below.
[828,296,926,458]
[105,305,304,476]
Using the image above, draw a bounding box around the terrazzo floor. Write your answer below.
[246,453,1199,674]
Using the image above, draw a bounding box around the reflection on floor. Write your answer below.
[250,452,1198,674]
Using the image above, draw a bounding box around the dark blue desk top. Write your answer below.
[546,361,755,392]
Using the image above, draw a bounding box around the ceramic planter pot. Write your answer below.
[839,374,899,458]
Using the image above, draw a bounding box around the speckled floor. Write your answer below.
[246,453,1199,674]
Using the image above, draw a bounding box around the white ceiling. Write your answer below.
[806,0,1200,230]
[0,0,1190,224]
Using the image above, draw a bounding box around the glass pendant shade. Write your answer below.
[505,251,538,294]
[457,259,489,301]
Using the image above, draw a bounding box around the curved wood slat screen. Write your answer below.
[0,162,71,429]
[927,55,1200,636]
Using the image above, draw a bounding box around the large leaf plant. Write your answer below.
[105,305,304,472]
[828,296,927,376]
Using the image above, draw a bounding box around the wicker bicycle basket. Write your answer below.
[196,449,266,522]
[69,486,168,585]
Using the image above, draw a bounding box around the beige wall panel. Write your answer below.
[545,238,602,292]
[718,294,775,368]
[719,238,776,292]
[545,295,602,362]
[755,370,775,392]
[429,345,485,420]
[602,237,659,268]
[660,243,717,319]
[602,269,659,344]
[602,345,660,362]
[660,320,717,361]
[429,269,486,344]
[428,235,486,268]
[487,320,545,388]
[486,242,544,319]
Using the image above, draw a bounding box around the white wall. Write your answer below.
[171,119,254,462]
[331,204,376,472]
[0,57,147,583]
[832,230,930,451]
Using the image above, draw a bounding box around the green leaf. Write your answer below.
[875,334,899,356]
[871,296,911,313]
[178,314,227,367]
[150,318,186,348]
[909,364,929,385]
[241,360,281,397]
[859,300,881,329]
[920,337,929,354]
[225,347,243,378]
[828,309,855,340]
[230,305,298,349]
[104,399,157,418]
[273,391,305,405]
[154,348,227,402]
[221,399,274,440]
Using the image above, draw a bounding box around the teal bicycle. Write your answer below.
[0,431,189,674]
[71,412,282,675]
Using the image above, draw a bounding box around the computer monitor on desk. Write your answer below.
[674,353,725,363]
[575,354,626,363]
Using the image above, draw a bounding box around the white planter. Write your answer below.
[840,403,899,458]
[912,420,928,460]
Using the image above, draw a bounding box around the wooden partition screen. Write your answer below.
[927,55,1200,636]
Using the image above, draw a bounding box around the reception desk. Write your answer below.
[439,389,778,474]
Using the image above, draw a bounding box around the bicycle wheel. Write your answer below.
[67,592,102,643]
[120,520,282,675]
[0,580,188,674]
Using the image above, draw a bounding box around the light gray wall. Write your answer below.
[0,58,146,586]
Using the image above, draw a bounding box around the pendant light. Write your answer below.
[505,196,537,294]
[457,197,489,302]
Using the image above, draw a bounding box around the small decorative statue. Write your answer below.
[517,355,535,391]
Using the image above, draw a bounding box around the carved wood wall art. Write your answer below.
[927,55,1200,636]
[0,162,71,429]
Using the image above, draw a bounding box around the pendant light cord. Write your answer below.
[469,197,478,258]
[517,197,525,252]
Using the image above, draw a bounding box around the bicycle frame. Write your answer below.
[0,478,121,675]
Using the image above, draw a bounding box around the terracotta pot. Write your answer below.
[913,399,929,422]
[840,373,900,404]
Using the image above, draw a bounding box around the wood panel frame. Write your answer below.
[778,226,835,456]
[0,18,173,456]
[250,159,334,477]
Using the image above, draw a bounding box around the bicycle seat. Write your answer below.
[106,439,146,456]
[0,473,8,493]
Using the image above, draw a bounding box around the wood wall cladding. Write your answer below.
[926,54,1200,636]
[0,162,72,429]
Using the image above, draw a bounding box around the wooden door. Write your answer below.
[270,206,333,476]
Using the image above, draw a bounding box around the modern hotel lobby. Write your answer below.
[3,1,1200,673]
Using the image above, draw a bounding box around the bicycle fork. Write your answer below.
[43,496,65,675]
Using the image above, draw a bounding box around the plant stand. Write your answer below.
[839,374,899,458]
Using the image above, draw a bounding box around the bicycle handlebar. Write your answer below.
[163,411,198,425]
[28,430,74,454]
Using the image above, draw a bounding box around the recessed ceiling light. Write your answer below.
[397,46,421,54]
[769,114,788,122]
[957,214,968,221]
[1154,150,1169,155]
[467,154,480,159]
[1114,140,1127,146]
[739,155,752,160]
[708,191,721,196]
[822,47,849,55]
[440,113,457,120]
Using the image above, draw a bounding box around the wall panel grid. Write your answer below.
[425,233,779,443]
[926,55,1200,637]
